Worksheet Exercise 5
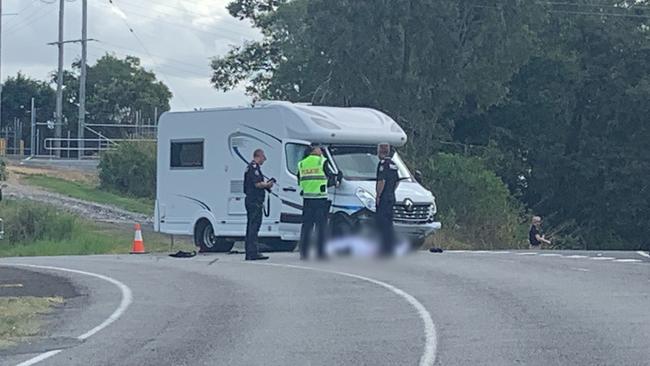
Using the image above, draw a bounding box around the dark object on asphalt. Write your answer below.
[245,254,269,261]
[228,250,246,255]
[169,250,197,258]
[429,248,444,253]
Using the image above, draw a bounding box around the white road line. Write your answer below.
[516,252,538,256]
[539,253,563,257]
[590,257,615,261]
[571,268,590,272]
[614,259,643,263]
[473,251,490,254]
[636,251,650,259]
[564,255,588,259]
[446,250,470,253]
[4,264,133,366]
[487,251,511,254]
[254,262,437,366]
[15,350,62,366]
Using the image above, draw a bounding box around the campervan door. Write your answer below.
[278,139,311,241]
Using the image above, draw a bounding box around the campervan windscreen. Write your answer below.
[328,145,413,181]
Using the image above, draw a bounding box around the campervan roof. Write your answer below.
[258,101,408,146]
[164,101,408,146]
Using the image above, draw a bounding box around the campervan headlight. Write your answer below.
[355,188,376,212]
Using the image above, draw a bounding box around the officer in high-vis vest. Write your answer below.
[297,144,336,260]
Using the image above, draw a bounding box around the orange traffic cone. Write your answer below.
[130,223,148,254]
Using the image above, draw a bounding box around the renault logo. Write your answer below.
[404,199,414,212]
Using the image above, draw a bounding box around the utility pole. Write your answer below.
[30,97,35,157]
[1,0,4,131]
[78,0,87,159]
[55,0,65,158]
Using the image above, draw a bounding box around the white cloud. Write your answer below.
[1,0,262,110]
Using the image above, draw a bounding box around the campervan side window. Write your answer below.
[285,143,310,176]
[170,140,204,169]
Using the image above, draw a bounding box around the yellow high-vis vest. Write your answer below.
[298,155,328,199]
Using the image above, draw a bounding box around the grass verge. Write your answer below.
[0,199,193,257]
[21,174,153,215]
[0,296,63,348]
[0,221,194,257]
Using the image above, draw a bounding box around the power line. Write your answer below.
[471,2,650,19]
[119,0,218,21]
[547,8,650,18]
[107,0,191,109]
[90,43,210,78]
[542,1,650,9]
[97,40,210,70]
[96,1,253,40]
[4,1,56,34]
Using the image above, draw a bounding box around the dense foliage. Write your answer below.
[422,153,526,249]
[0,200,75,243]
[98,141,157,199]
[60,54,172,138]
[0,72,56,144]
[212,0,650,250]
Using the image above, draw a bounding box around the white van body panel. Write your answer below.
[155,102,440,243]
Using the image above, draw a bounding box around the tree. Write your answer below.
[0,72,56,147]
[212,0,542,156]
[212,0,650,250]
[483,3,650,250]
[61,54,173,138]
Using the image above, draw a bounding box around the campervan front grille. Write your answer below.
[393,203,433,224]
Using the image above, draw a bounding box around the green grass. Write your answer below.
[0,199,193,257]
[0,296,63,348]
[22,175,153,215]
[0,221,193,257]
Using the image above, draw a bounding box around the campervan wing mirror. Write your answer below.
[414,170,424,184]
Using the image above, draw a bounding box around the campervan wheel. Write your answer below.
[195,220,234,252]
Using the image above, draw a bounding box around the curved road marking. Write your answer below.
[253,262,437,366]
[5,264,133,366]
[637,251,650,259]
[14,350,62,366]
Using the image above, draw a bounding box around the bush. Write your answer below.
[0,158,7,181]
[0,200,76,243]
[421,153,527,249]
[98,141,156,198]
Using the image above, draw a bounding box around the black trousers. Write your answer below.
[300,199,330,259]
[245,199,264,259]
[376,200,395,255]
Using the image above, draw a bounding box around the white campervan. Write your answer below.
[155,101,441,252]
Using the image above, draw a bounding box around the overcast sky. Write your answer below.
[1,0,260,110]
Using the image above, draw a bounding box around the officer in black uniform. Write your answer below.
[244,149,274,261]
[375,143,400,256]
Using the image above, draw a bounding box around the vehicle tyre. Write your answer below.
[258,238,298,252]
[195,220,234,252]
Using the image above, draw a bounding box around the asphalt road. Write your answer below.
[1,250,649,366]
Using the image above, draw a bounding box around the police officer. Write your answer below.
[244,149,274,261]
[375,143,399,256]
[297,144,336,260]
